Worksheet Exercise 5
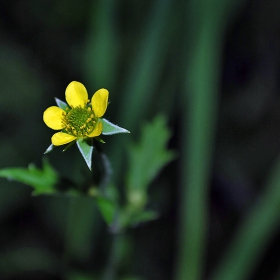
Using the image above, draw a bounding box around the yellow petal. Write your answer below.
[51,132,77,146]
[88,121,103,137]
[91,88,109,118]
[43,106,65,130]
[65,81,88,108]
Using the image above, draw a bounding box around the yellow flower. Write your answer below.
[43,81,109,146]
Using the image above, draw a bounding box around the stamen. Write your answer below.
[62,106,97,138]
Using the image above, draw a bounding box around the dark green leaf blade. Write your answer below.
[76,139,94,170]
[96,197,116,225]
[101,118,130,135]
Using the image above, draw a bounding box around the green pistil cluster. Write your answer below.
[62,106,96,137]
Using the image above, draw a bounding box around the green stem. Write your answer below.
[99,151,112,192]
[64,197,75,262]
[95,142,112,194]
[102,229,124,280]
[64,197,98,262]
[95,143,122,280]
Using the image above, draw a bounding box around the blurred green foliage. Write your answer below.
[0,159,58,195]
[1,0,280,279]
[127,115,175,201]
[0,113,174,279]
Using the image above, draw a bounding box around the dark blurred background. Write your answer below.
[0,0,280,279]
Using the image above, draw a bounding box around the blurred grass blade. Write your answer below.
[176,1,244,279]
[211,155,280,280]
[177,26,220,280]
[109,0,173,182]
[116,0,171,130]
[83,0,118,89]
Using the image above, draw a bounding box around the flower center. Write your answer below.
[62,107,96,137]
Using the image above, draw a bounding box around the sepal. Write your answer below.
[101,118,130,135]
[55,97,68,110]
[76,138,94,170]
[44,144,55,154]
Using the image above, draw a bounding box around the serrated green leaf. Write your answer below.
[55,97,68,110]
[76,139,94,170]
[127,115,175,192]
[96,197,116,225]
[101,118,130,135]
[129,210,158,226]
[0,158,58,195]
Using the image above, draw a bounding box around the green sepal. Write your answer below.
[0,158,58,195]
[95,197,116,225]
[94,136,106,144]
[62,141,75,152]
[76,138,94,170]
[55,97,68,110]
[101,118,130,135]
[44,143,55,154]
